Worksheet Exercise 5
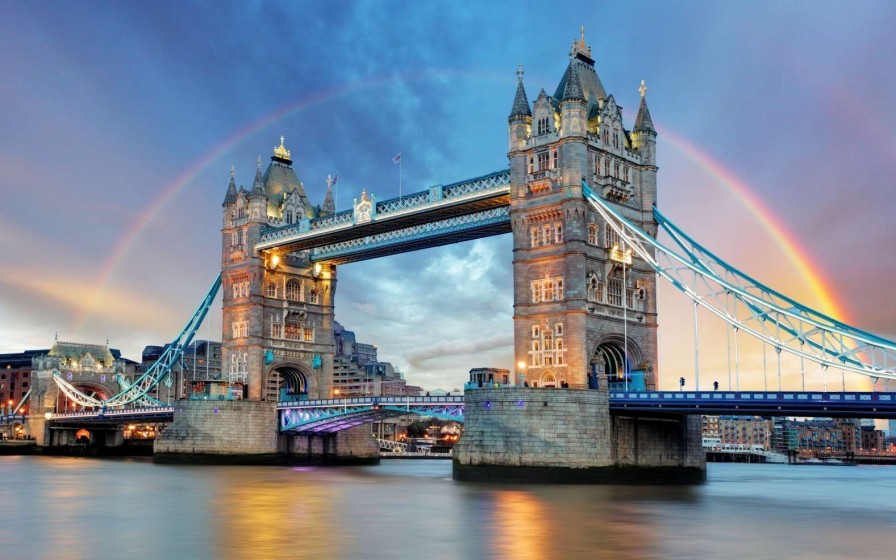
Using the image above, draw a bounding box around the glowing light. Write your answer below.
[517,361,527,370]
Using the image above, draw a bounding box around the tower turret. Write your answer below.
[508,64,532,153]
[248,156,269,222]
[559,59,587,138]
[632,80,658,212]
[321,175,336,216]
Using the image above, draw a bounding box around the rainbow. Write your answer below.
[659,126,848,322]
[72,73,848,330]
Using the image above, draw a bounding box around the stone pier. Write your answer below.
[154,400,378,465]
[453,388,705,483]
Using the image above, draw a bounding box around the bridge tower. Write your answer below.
[508,29,659,391]
[220,138,337,401]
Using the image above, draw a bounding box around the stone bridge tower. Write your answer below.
[508,29,659,391]
[221,138,337,401]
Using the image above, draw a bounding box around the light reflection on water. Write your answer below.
[1,457,895,559]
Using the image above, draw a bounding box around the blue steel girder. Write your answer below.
[310,206,510,265]
[279,396,465,434]
[582,181,896,381]
[255,170,510,256]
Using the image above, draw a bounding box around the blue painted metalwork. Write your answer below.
[310,206,510,263]
[609,391,896,419]
[582,181,896,381]
[256,170,510,251]
[279,396,464,434]
[52,275,222,408]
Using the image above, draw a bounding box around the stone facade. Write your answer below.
[221,143,336,401]
[508,30,659,391]
[154,400,280,462]
[454,388,705,483]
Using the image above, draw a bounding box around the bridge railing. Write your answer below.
[278,395,463,408]
[258,170,510,246]
[609,391,895,402]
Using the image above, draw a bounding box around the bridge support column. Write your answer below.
[154,400,281,464]
[287,425,379,465]
[453,388,705,483]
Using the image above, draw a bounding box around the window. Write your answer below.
[303,327,313,342]
[607,277,623,306]
[272,322,283,338]
[604,159,610,176]
[552,150,558,169]
[285,316,302,340]
[614,162,620,178]
[309,289,319,305]
[265,283,278,298]
[528,322,566,369]
[528,156,534,174]
[286,210,294,224]
[588,223,598,245]
[537,116,550,135]
[605,224,620,249]
[554,223,563,243]
[531,276,565,303]
[537,151,550,171]
[587,271,604,303]
[542,224,551,245]
[530,227,541,247]
[286,279,302,301]
[624,166,630,182]
[555,323,563,336]
[603,129,609,144]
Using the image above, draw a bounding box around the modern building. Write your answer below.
[329,322,421,398]
[468,367,511,387]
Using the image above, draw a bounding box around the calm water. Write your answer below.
[2,457,896,560]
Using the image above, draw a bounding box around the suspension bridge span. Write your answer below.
[11,28,895,482]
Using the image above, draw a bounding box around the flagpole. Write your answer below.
[399,150,402,200]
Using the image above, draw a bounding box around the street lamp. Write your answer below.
[517,361,527,387]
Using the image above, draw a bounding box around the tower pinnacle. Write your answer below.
[570,24,592,59]
[639,79,647,99]
[509,64,532,121]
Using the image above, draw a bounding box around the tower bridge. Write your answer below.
[13,28,896,482]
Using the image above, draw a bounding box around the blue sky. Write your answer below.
[1,1,895,392]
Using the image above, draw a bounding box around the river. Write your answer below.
[2,457,895,559]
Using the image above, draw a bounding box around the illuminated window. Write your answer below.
[285,316,302,340]
[531,277,565,303]
[588,223,598,245]
[604,224,620,249]
[265,283,278,298]
[537,151,550,171]
[303,328,313,342]
[530,227,541,247]
[286,280,302,301]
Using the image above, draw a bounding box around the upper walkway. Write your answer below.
[255,170,511,264]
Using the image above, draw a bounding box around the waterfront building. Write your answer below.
[717,416,773,449]
[860,425,887,452]
[330,322,421,398]
[0,349,46,412]
[468,367,511,387]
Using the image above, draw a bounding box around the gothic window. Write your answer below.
[605,224,620,249]
[542,279,553,302]
[608,277,623,306]
[531,282,541,303]
[286,280,302,301]
[537,151,550,171]
[531,277,565,303]
[303,327,313,342]
[554,223,563,243]
[614,162,620,178]
[309,289,319,305]
[613,132,619,149]
[286,210,294,224]
[552,149,559,169]
[556,279,564,300]
[537,116,550,135]
[593,154,601,176]
[265,283,278,299]
[531,227,541,247]
[272,322,283,339]
[240,322,248,338]
[285,315,302,340]
[237,204,245,219]
[542,224,551,245]
[588,223,598,245]
[555,323,563,337]
[624,166,630,182]
[603,129,609,144]
[528,156,535,174]
[604,159,610,176]
[231,323,239,339]
[532,325,540,338]
[231,231,239,247]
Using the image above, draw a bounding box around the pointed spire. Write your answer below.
[273,135,292,164]
[570,25,593,60]
[634,80,655,133]
[222,164,237,206]
[321,174,336,216]
[250,155,267,197]
[509,64,532,121]
[561,61,585,103]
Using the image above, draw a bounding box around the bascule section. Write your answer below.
[220,138,337,402]
[506,29,659,392]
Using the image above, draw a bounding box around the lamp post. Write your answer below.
[517,361,527,387]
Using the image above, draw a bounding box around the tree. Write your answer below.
[406,420,428,438]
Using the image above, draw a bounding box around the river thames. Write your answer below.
[2,457,895,559]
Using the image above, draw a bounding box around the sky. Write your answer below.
[1,1,895,393]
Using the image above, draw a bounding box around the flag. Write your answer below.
[332,173,338,186]
[392,152,402,164]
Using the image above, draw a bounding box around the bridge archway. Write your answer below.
[592,336,642,388]
[57,384,110,412]
[264,363,314,402]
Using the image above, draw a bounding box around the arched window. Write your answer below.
[552,150,558,169]
[285,314,302,340]
[588,223,598,245]
[286,280,302,301]
[286,210,293,224]
[554,223,563,243]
